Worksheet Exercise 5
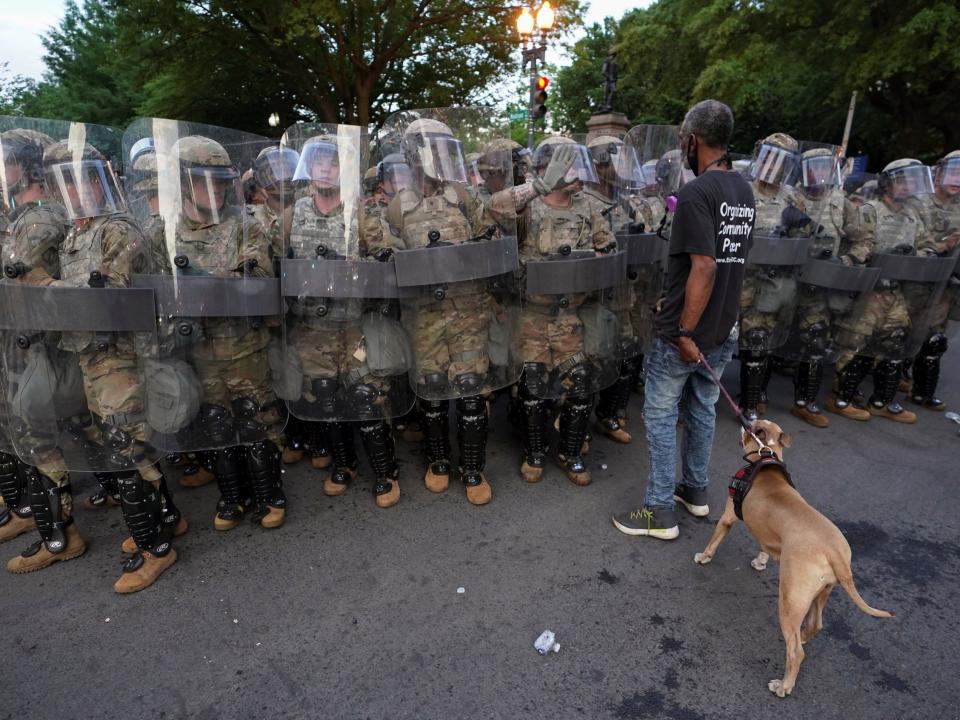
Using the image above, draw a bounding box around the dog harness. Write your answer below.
[729,457,794,521]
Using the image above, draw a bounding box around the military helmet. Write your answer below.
[253,145,299,193]
[43,139,123,220]
[878,158,932,197]
[363,166,378,191]
[1,128,55,197]
[477,138,527,179]
[43,140,105,166]
[760,133,799,153]
[131,150,158,193]
[173,135,233,168]
[934,149,960,189]
[586,135,623,165]
[532,135,575,169]
[801,147,833,161]
[750,133,800,186]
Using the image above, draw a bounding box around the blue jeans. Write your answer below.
[642,333,737,509]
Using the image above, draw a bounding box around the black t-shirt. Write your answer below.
[654,170,755,352]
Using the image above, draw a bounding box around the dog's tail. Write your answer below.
[837,572,894,618]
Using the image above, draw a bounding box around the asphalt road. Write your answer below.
[2,337,958,720]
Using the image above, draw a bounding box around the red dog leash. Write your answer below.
[698,351,770,452]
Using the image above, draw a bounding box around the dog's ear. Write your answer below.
[779,432,793,448]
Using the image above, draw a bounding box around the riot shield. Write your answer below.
[836,207,954,361]
[774,142,877,362]
[123,118,285,453]
[614,125,678,356]
[740,158,811,353]
[511,134,625,397]
[277,122,415,422]
[0,117,161,472]
[380,107,522,401]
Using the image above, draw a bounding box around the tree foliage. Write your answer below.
[553,0,960,166]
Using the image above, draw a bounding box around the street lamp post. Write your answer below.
[516,2,555,150]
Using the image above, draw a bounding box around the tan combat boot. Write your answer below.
[790,403,830,428]
[121,515,188,554]
[374,476,401,509]
[868,403,917,424]
[520,459,544,483]
[310,451,332,470]
[7,523,86,574]
[0,510,35,543]
[114,547,177,594]
[824,395,871,421]
[558,455,592,486]
[323,466,356,497]
[464,474,492,506]
[281,446,304,464]
[424,463,450,493]
[594,417,632,444]
[179,465,215,489]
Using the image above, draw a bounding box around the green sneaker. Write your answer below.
[612,507,679,540]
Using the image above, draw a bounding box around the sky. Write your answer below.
[0,0,654,81]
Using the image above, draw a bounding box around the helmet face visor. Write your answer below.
[936,157,960,190]
[46,160,124,220]
[611,144,643,183]
[801,154,841,190]
[382,160,412,195]
[749,144,799,187]
[181,165,241,225]
[413,133,467,184]
[293,142,341,187]
[533,143,599,185]
[886,164,933,200]
[258,147,299,190]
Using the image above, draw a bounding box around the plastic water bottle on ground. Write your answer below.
[534,630,560,654]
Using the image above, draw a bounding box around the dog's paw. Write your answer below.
[694,552,712,565]
[768,679,792,698]
[751,554,768,572]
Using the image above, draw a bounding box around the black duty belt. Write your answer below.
[729,457,794,521]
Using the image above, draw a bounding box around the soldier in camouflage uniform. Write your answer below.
[378,118,498,505]
[490,136,617,486]
[782,146,859,428]
[827,159,940,424]
[245,145,328,470]
[284,131,402,508]
[8,139,185,590]
[581,135,644,443]
[906,150,960,410]
[0,128,62,548]
[739,133,805,421]
[163,135,287,529]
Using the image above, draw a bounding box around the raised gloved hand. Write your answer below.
[534,144,578,194]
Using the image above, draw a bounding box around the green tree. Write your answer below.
[553,0,960,166]
[0,63,39,116]
[116,0,583,134]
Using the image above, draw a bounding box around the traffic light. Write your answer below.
[532,75,549,120]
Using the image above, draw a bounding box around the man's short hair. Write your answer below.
[681,100,734,150]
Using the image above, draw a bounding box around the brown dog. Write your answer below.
[693,419,893,698]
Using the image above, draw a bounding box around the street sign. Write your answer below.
[509,109,528,121]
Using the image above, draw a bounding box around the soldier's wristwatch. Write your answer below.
[677,326,694,338]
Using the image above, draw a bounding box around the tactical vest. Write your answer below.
[7,200,69,278]
[871,202,919,254]
[59,214,141,354]
[805,191,847,258]
[523,194,596,308]
[174,213,268,347]
[288,195,362,325]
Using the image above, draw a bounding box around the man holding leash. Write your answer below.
[613,99,755,540]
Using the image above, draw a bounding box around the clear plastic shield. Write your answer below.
[774,143,865,361]
[740,177,812,353]
[277,122,415,422]
[380,107,522,401]
[0,117,163,473]
[123,118,285,453]
[611,125,679,355]
[835,206,954,361]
